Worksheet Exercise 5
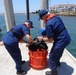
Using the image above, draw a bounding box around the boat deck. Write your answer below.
[0,43,76,75]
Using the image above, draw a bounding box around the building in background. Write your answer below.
[50,4,76,12]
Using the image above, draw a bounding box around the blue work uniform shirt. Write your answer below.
[3,24,29,46]
[46,16,71,48]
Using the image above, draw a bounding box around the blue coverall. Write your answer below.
[45,16,71,70]
[3,24,30,71]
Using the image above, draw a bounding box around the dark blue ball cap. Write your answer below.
[26,20,33,28]
[39,9,48,19]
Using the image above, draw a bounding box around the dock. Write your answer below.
[0,43,76,75]
[1,0,76,75]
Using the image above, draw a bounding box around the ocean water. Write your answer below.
[0,14,76,58]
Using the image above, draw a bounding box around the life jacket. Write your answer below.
[44,14,55,23]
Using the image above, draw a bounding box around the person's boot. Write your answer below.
[45,70,58,75]
[16,70,27,75]
[57,61,61,67]
[21,61,26,65]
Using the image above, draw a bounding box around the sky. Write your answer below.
[0,0,76,13]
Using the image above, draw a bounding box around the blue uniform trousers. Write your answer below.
[4,43,22,71]
[49,44,64,70]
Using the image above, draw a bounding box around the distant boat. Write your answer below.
[0,28,2,32]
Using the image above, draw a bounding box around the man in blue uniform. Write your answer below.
[38,9,71,75]
[0,20,35,75]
